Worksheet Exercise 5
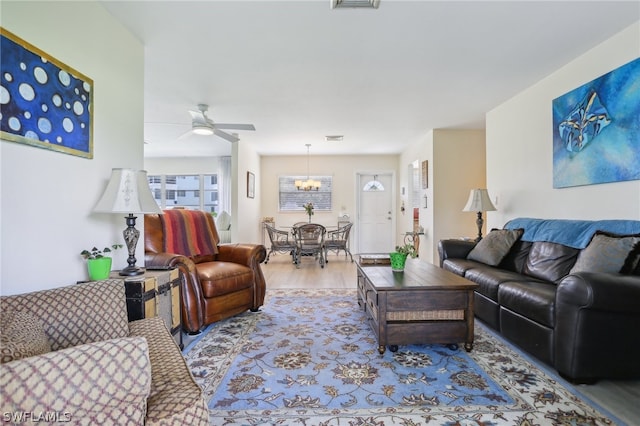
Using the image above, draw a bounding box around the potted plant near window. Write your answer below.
[389,243,417,272]
[80,244,122,280]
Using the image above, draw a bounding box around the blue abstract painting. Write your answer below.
[0,28,93,158]
[552,57,640,188]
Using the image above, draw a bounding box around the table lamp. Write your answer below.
[462,188,496,242]
[93,168,162,276]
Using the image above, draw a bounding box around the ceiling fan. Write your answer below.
[181,103,255,143]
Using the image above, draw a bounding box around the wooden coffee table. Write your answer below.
[356,255,478,354]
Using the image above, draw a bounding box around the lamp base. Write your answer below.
[118,266,145,276]
[121,214,144,276]
[475,211,484,242]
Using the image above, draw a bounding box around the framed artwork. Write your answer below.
[0,28,94,159]
[421,160,428,189]
[552,57,640,188]
[247,171,255,198]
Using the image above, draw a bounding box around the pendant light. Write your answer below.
[295,144,321,191]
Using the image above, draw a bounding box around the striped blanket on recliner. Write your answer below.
[160,209,218,257]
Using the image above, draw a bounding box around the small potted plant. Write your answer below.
[389,243,417,272]
[80,244,122,280]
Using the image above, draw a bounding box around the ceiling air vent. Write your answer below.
[331,0,380,9]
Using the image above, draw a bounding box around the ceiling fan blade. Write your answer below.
[215,123,256,131]
[214,128,239,142]
[177,129,194,140]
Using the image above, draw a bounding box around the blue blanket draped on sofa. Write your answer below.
[504,218,640,249]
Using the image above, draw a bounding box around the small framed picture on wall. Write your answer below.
[247,171,255,198]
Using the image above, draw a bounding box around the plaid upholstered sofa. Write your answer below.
[0,279,209,425]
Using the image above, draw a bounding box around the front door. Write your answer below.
[357,173,394,253]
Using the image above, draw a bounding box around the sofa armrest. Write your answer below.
[145,252,192,270]
[438,239,476,267]
[145,252,204,334]
[129,317,209,425]
[217,243,267,312]
[555,272,640,380]
[217,243,267,266]
[0,337,151,424]
[557,272,640,313]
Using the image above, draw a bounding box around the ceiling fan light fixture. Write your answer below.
[331,0,379,9]
[325,135,344,142]
[192,124,214,136]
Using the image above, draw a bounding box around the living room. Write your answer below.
[2,1,638,296]
[2,2,640,424]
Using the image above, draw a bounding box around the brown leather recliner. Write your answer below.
[144,211,266,333]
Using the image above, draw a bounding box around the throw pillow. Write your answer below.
[467,228,524,266]
[570,231,640,275]
[0,310,51,363]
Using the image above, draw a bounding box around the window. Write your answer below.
[278,176,332,212]
[147,174,219,213]
[203,175,218,212]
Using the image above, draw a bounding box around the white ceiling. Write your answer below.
[99,1,640,158]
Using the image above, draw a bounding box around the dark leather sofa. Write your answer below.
[438,218,640,382]
[144,210,266,334]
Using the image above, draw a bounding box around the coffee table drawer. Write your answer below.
[386,290,469,311]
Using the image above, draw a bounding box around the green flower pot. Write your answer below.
[389,252,408,272]
[87,257,112,281]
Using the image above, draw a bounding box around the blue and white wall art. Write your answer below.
[552,57,640,188]
[0,28,93,158]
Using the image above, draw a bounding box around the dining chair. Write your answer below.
[293,223,326,268]
[264,224,298,265]
[324,222,353,262]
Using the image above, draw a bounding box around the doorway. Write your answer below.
[356,172,394,253]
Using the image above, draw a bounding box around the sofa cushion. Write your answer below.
[465,266,546,302]
[442,258,480,276]
[523,242,579,283]
[197,261,254,298]
[0,337,151,424]
[498,240,533,273]
[570,231,640,275]
[1,280,130,351]
[1,310,51,363]
[467,228,524,266]
[498,281,557,327]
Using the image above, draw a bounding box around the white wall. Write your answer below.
[1,1,144,294]
[260,154,398,252]
[234,141,262,243]
[486,22,640,229]
[144,157,222,176]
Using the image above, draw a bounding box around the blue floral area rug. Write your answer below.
[184,289,620,425]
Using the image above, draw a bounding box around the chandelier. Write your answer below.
[295,144,321,191]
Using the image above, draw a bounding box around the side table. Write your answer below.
[113,269,183,349]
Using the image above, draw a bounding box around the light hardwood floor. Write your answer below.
[262,253,640,425]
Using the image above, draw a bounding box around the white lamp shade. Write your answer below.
[462,189,496,212]
[94,168,162,214]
